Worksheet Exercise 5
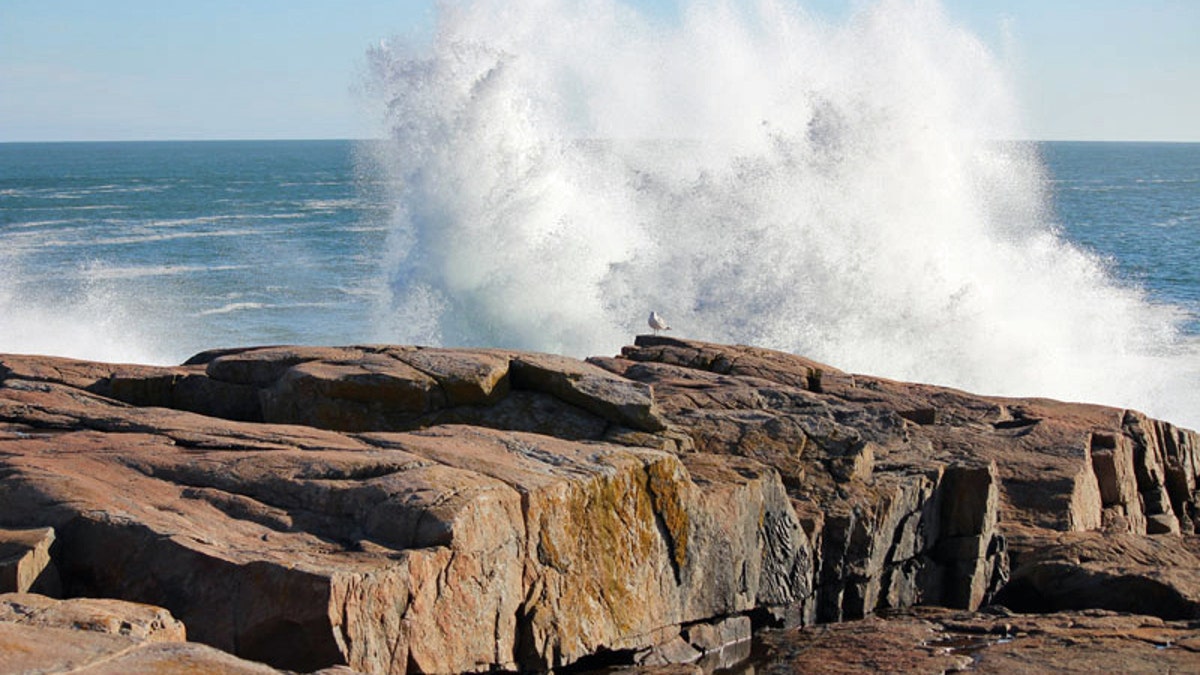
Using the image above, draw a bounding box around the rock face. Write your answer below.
[0,336,1198,673]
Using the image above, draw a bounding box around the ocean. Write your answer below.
[0,140,392,361]
[1042,142,1199,336]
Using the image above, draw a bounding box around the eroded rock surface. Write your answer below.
[1,336,1197,673]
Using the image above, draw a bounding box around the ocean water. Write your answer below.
[1042,142,1199,336]
[2,1,1198,430]
[0,140,393,361]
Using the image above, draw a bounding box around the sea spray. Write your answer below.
[366,0,1200,428]
[0,249,177,364]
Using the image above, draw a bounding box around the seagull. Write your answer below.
[648,311,671,335]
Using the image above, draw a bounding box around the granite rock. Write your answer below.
[1,336,1198,673]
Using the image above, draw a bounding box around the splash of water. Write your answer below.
[366,0,1199,428]
[0,250,178,364]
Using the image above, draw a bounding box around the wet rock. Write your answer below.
[755,614,974,673]
[635,635,702,666]
[683,614,751,653]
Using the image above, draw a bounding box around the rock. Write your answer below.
[756,613,975,673]
[684,614,751,653]
[635,635,702,666]
[1,336,1199,673]
[0,621,286,675]
[595,339,1013,620]
[509,352,666,432]
[996,532,1200,619]
[756,606,1200,674]
[0,352,807,673]
[86,345,668,439]
[0,621,143,674]
[53,641,289,675]
[0,593,288,674]
[598,336,1200,624]
[0,527,59,595]
[0,592,185,641]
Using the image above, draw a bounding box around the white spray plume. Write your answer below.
[366,0,1199,428]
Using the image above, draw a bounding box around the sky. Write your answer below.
[1,0,1197,143]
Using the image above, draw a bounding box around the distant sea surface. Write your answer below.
[1041,142,1199,335]
[1,139,1197,363]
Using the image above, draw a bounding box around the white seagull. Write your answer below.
[648,311,671,335]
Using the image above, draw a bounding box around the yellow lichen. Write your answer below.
[646,459,689,573]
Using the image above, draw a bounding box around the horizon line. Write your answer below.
[2,136,1199,145]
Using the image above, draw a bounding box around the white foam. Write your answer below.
[365,0,1200,429]
[80,263,247,281]
[198,302,267,316]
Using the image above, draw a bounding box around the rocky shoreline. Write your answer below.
[2,336,1198,672]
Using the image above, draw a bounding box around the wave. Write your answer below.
[196,300,341,316]
[4,219,79,229]
[364,0,1200,429]
[302,198,363,210]
[15,204,131,212]
[80,263,249,281]
[197,302,267,316]
[77,229,264,247]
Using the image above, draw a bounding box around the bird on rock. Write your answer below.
[648,311,671,335]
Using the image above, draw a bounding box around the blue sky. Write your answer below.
[1,0,1197,142]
